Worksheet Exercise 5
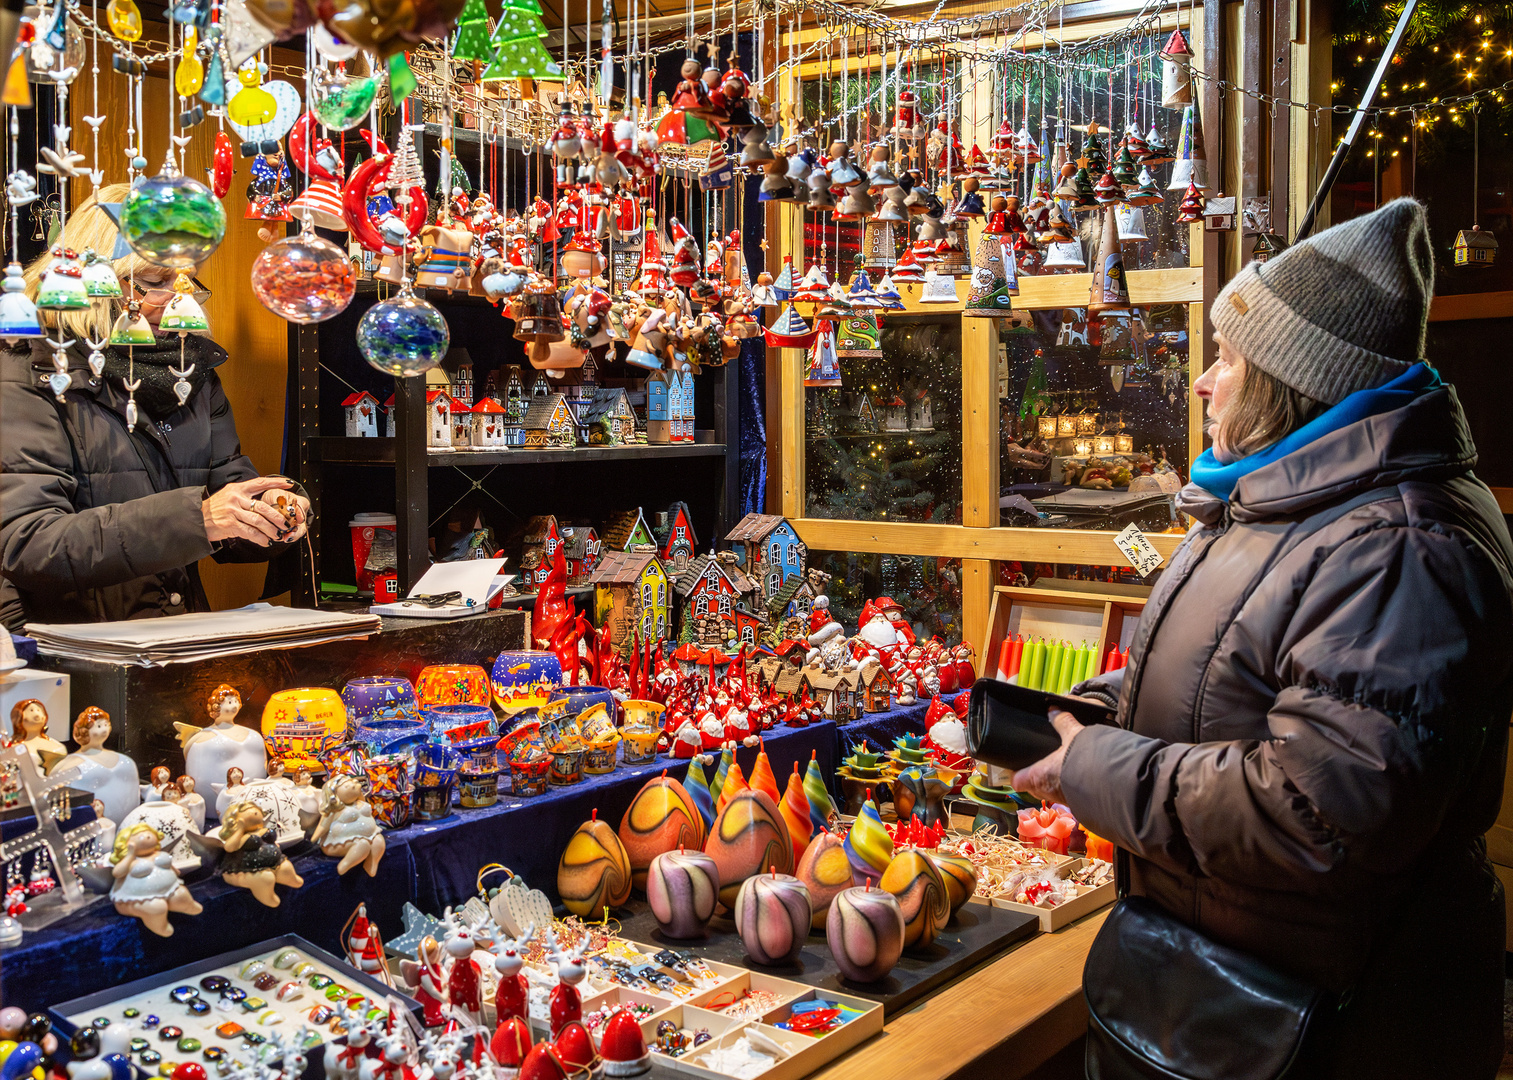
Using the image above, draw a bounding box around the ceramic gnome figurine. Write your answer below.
[311,775,386,875]
[108,823,203,937]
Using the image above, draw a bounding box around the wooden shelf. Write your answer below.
[310,437,728,467]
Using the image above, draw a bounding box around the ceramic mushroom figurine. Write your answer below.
[9,700,65,772]
[109,823,203,936]
[311,775,386,876]
[174,685,268,810]
[217,800,305,906]
[55,707,140,825]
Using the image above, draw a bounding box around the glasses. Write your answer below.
[133,277,213,306]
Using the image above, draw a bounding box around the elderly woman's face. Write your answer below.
[1194,334,1248,463]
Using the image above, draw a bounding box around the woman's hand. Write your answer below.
[202,477,299,546]
[1012,710,1086,804]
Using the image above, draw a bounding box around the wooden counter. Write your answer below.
[811,909,1107,1080]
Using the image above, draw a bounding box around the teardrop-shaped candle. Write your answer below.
[844,799,894,887]
[804,751,836,834]
[748,746,780,805]
[716,761,748,816]
[684,757,715,829]
[710,747,734,806]
[780,763,813,864]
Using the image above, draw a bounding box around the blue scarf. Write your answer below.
[1189,362,1440,501]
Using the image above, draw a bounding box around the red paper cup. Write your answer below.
[349,513,396,592]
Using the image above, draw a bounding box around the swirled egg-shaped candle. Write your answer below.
[734,872,812,966]
[618,773,705,890]
[826,885,905,983]
[646,849,720,939]
[557,813,632,917]
[803,752,836,833]
[779,763,813,864]
[879,849,950,948]
[704,788,793,906]
[924,850,979,917]
[843,798,893,886]
[794,830,851,929]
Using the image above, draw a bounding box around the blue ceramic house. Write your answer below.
[723,513,806,604]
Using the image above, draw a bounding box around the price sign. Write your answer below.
[1114,524,1165,578]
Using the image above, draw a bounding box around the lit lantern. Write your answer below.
[1095,433,1116,455]
[1115,433,1134,454]
[1075,412,1099,436]
[261,688,349,773]
[1073,438,1093,457]
[1037,414,1057,439]
[1056,415,1078,438]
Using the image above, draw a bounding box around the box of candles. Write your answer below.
[982,585,1148,691]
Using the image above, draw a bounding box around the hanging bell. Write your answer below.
[1115,202,1149,242]
[936,229,973,278]
[867,146,898,192]
[890,251,925,286]
[918,269,959,304]
[81,251,123,298]
[1094,170,1125,205]
[772,258,797,300]
[1088,206,1131,315]
[739,123,775,169]
[955,178,986,218]
[1176,181,1207,223]
[806,169,836,210]
[1039,203,1076,244]
[759,158,796,202]
[875,197,907,223]
[836,186,876,220]
[915,212,947,244]
[835,312,882,358]
[803,321,842,387]
[1126,168,1165,206]
[109,301,155,346]
[35,247,89,310]
[159,272,209,334]
[1111,142,1140,186]
[0,263,42,341]
[863,218,898,270]
[1143,123,1174,164]
[1043,238,1087,271]
[765,303,815,348]
[1160,29,1194,109]
[965,233,1016,317]
[1168,102,1209,191]
[1052,164,1080,202]
[784,145,814,186]
[512,277,566,342]
[874,273,905,310]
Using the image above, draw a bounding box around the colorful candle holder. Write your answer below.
[355,714,430,756]
[621,700,667,730]
[413,782,455,821]
[491,650,564,714]
[620,725,660,766]
[550,746,586,786]
[496,719,546,767]
[321,742,369,779]
[425,703,497,743]
[415,664,492,709]
[579,703,618,745]
[553,685,617,722]
[261,688,349,773]
[456,735,500,772]
[583,742,618,775]
[365,751,414,827]
[414,741,462,787]
[340,676,421,729]
[510,751,552,797]
[459,768,500,808]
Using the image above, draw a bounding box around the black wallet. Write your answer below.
[966,679,1118,771]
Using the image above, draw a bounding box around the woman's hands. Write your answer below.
[202,477,310,546]
[1012,710,1086,804]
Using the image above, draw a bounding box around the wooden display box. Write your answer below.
[982,584,1148,683]
[992,868,1116,932]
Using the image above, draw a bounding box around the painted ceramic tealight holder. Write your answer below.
[511,749,552,796]
[354,713,429,756]
[425,703,497,743]
[340,676,421,727]
[491,650,564,715]
[620,724,660,766]
[458,764,501,808]
[579,704,620,775]
[413,742,461,821]
[261,688,349,773]
[555,685,617,722]
[550,741,586,786]
[364,752,413,828]
[497,718,545,766]
[415,664,492,709]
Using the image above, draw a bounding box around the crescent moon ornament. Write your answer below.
[288,112,342,182]
[342,154,426,255]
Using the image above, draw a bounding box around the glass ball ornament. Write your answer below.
[251,231,356,324]
[357,282,449,376]
[119,166,227,269]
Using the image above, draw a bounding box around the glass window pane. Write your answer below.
[997,304,1190,533]
[809,550,964,645]
[805,314,964,523]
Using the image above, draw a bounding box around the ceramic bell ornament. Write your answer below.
[1127,168,1164,206]
[1160,29,1194,108]
[158,272,210,335]
[35,247,89,310]
[806,165,836,211]
[918,269,958,304]
[312,774,387,876]
[739,123,775,168]
[1088,206,1132,315]
[107,823,203,937]
[759,156,795,202]
[80,249,123,299]
[0,263,42,342]
[1116,202,1149,242]
[214,799,305,906]
[1168,102,1209,191]
[55,707,140,825]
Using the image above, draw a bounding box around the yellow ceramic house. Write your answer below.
[590,547,671,648]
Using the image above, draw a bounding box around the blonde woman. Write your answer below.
[109,822,202,936]
[0,184,308,631]
[217,799,303,906]
[310,774,386,876]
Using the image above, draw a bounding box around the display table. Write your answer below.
[0,722,837,1011]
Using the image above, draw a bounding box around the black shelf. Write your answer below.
[311,437,728,467]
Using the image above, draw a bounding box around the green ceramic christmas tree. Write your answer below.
[480,0,562,80]
[452,0,493,62]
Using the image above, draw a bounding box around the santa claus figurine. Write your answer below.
[669,719,703,758]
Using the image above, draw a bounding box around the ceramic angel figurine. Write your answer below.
[8,700,65,772]
[108,823,203,936]
[176,775,206,831]
[55,707,140,824]
[311,775,386,876]
[216,766,247,818]
[174,684,268,807]
[216,800,305,906]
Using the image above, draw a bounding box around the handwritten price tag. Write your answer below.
[1114,524,1165,578]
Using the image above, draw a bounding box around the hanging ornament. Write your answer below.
[85,336,107,377]
[288,112,344,182]
[176,28,205,96]
[1043,238,1086,271]
[312,68,378,131]
[1143,122,1173,165]
[1251,232,1288,263]
[1115,202,1149,242]
[451,0,492,61]
[479,0,562,80]
[169,359,196,406]
[763,303,816,349]
[342,145,428,255]
[158,272,210,334]
[1454,109,1497,267]
[803,321,842,386]
[965,231,1016,317]
[1160,29,1193,109]
[918,269,958,304]
[81,249,122,298]
[1126,168,1163,206]
[109,300,155,346]
[1088,207,1131,315]
[225,65,301,145]
[1175,181,1206,223]
[35,247,88,309]
[1167,102,1208,192]
[311,24,358,62]
[290,180,347,230]
[251,228,356,323]
[1110,142,1139,186]
[1094,170,1125,205]
[0,262,41,341]
[244,150,294,221]
[119,154,227,268]
[357,280,450,376]
[106,0,143,42]
[209,130,234,198]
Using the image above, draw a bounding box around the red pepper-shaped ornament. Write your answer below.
[211,130,234,199]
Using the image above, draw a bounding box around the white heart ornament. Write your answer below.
[47,371,70,399]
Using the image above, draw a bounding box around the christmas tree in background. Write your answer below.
[480,0,562,80]
[452,0,494,62]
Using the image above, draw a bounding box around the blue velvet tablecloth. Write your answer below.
[3,723,838,1012]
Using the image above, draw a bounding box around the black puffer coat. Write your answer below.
[1,339,296,630]
[1063,375,1512,1078]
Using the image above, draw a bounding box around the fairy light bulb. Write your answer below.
[106,0,142,42]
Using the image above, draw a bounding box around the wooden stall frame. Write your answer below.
[982,584,1149,681]
[772,5,1208,657]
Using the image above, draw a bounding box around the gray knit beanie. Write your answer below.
[1210,197,1434,405]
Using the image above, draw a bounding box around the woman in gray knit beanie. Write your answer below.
[1016,198,1513,1078]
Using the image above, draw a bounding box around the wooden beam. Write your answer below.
[790,518,1186,564]
[1269,0,1292,236]
[1429,291,1513,322]
[1490,488,1513,515]
[961,316,998,527]
[961,558,994,662]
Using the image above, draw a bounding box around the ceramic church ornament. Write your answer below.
[312,775,387,875]
[174,684,268,808]
[107,823,203,937]
[55,707,140,824]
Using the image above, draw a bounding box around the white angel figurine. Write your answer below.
[173,684,268,809]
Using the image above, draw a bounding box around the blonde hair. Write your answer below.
[219,799,262,839]
[1216,361,1325,461]
[110,822,162,864]
[22,184,164,340]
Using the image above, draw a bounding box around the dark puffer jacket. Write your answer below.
[1,340,295,630]
[1062,376,1511,1079]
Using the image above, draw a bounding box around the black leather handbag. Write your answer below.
[1084,895,1332,1080]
